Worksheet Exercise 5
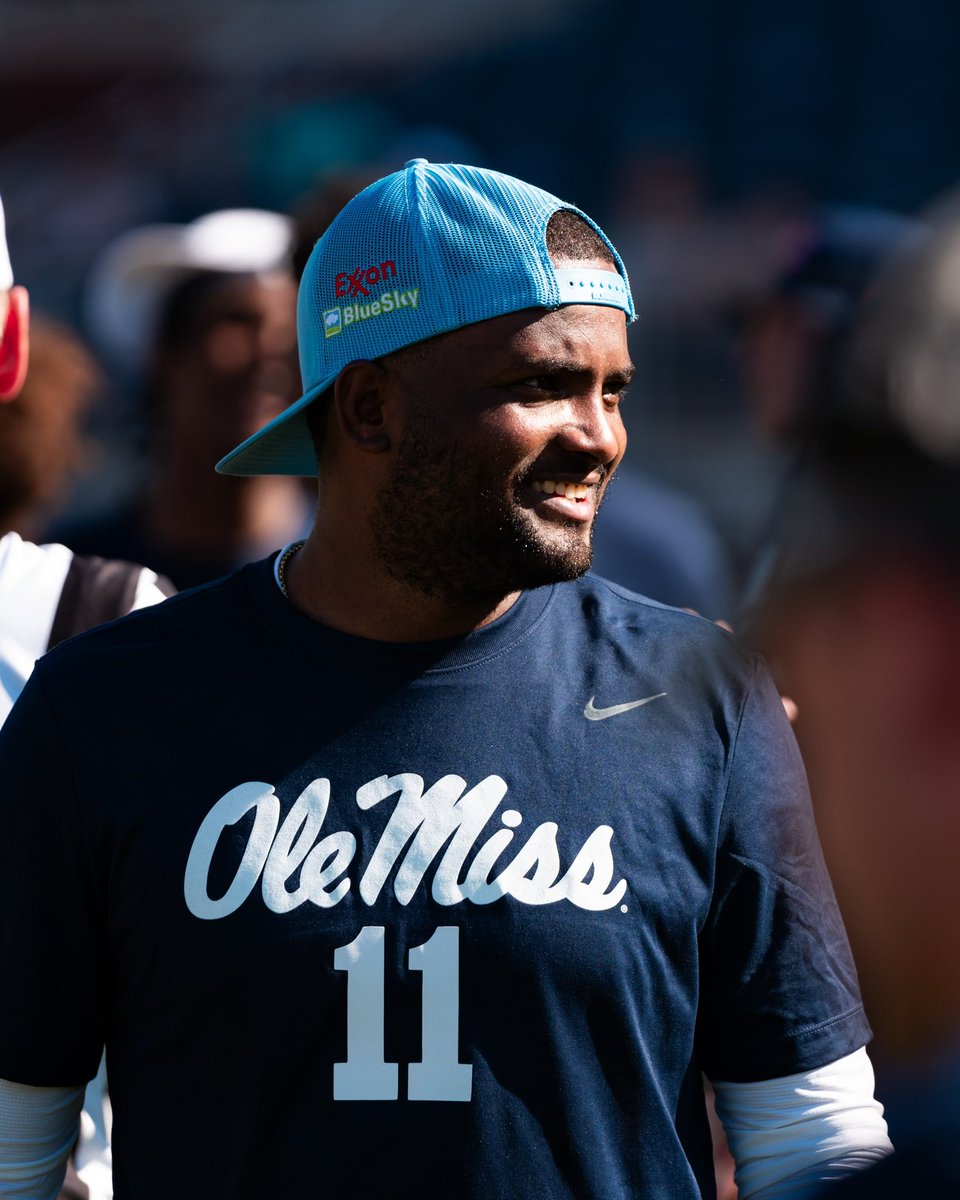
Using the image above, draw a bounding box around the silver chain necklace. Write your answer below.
[276,540,305,598]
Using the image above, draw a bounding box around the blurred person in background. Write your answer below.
[733,205,922,622]
[745,193,960,1195]
[738,207,922,445]
[52,208,311,590]
[0,193,172,1200]
[0,194,174,726]
[0,311,102,542]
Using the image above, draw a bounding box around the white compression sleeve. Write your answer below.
[0,1076,84,1199]
[712,1046,893,1199]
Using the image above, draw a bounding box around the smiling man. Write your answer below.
[0,161,890,1199]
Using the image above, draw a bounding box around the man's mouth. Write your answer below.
[531,480,591,500]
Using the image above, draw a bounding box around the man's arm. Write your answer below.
[697,655,888,1188]
[0,1077,84,1199]
[713,1047,892,1198]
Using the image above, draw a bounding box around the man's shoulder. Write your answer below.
[564,570,712,619]
[559,572,753,663]
[533,574,762,715]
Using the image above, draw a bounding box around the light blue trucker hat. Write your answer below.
[216,159,634,477]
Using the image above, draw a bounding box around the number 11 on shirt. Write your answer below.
[334,925,474,1102]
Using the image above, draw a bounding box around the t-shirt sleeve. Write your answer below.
[697,656,871,1083]
[0,665,106,1086]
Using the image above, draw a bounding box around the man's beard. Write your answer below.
[371,418,604,604]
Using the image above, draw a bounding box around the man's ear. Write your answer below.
[0,285,29,401]
[332,360,393,453]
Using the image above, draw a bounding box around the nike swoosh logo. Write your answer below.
[583,693,667,721]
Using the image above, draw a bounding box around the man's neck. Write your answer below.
[282,529,520,641]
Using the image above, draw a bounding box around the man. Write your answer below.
[745,198,960,1195]
[0,160,889,1198]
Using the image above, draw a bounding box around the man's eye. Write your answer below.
[514,377,564,400]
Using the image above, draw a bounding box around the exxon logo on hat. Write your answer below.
[216,159,635,478]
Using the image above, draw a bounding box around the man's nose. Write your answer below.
[557,392,624,465]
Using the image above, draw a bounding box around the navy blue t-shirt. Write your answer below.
[0,558,869,1199]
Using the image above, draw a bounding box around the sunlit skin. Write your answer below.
[286,264,633,641]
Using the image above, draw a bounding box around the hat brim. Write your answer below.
[215,376,334,476]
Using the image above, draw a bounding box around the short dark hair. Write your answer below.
[545,209,616,266]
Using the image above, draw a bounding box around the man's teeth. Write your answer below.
[532,480,590,499]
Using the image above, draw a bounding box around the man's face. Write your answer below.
[370,279,632,602]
